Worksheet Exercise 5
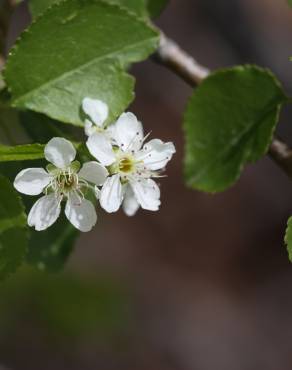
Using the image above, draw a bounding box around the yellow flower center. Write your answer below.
[57,172,78,192]
[118,157,134,173]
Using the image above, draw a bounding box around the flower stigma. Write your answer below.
[44,160,88,202]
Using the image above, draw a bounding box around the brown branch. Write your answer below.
[268,138,292,179]
[154,33,292,178]
[154,34,210,86]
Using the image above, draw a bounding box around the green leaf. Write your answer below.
[19,110,74,144]
[29,0,148,19]
[184,65,286,193]
[0,228,28,280]
[288,0,292,7]
[0,107,23,145]
[0,143,45,162]
[29,0,63,17]
[0,175,28,279]
[5,0,159,126]
[26,214,79,272]
[114,0,147,16]
[285,217,292,262]
[0,271,130,341]
[146,0,168,18]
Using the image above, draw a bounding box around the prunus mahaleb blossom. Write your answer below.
[86,111,176,216]
[14,137,108,232]
[82,97,109,136]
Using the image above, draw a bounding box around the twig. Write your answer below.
[268,138,292,179]
[154,33,210,86]
[154,33,292,178]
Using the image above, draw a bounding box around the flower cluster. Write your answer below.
[14,98,176,232]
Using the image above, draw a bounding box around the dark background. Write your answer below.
[1,1,292,369]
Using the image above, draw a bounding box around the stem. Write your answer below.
[154,33,210,86]
[154,33,292,179]
[268,138,292,179]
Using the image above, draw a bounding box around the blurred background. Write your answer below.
[1,0,292,369]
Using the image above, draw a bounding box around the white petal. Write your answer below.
[45,137,76,169]
[130,178,161,211]
[28,194,61,231]
[100,174,123,213]
[113,112,144,152]
[65,194,97,232]
[137,139,176,170]
[84,119,96,136]
[82,98,108,127]
[105,123,116,143]
[122,185,140,217]
[94,186,101,199]
[78,161,108,186]
[14,168,51,196]
[86,132,115,166]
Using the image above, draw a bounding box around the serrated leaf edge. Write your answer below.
[183,64,287,193]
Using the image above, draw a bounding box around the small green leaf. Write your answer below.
[0,143,45,162]
[5,0,159,126]
[285,217,292,262]
[288,0,292,7]
[0,175,28,279]
[184,65,286,193]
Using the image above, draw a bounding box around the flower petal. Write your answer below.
[137,139,176,170]
[45,137,76,169]
[14,168,51,196]
[100,174,123,213]
[130,178,161,211]
[28,194,61,231]
[78,161,108,186]
[113,112,144,152]
[122,185,140,217]
[86,132,115,166]
[84,119,96,136]
[65,193,97,232]
[82,98,108,127]
[94,186,101,199]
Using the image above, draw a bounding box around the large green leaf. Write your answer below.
[29,0,148,19]
[146,0,168,18]
[0,175,28,279]
[0,143,44,161]
[285,217,292,262]
[184,66,286,193]
[26,214,79,272]
[5,0,159,126]
[19,110,74,144]
[0,271,130,341]
[0,107,26,145]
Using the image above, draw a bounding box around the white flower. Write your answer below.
[83,97,118,167]
[86,112,176,215]
[82,97,109,136]
[14,137,108,232]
